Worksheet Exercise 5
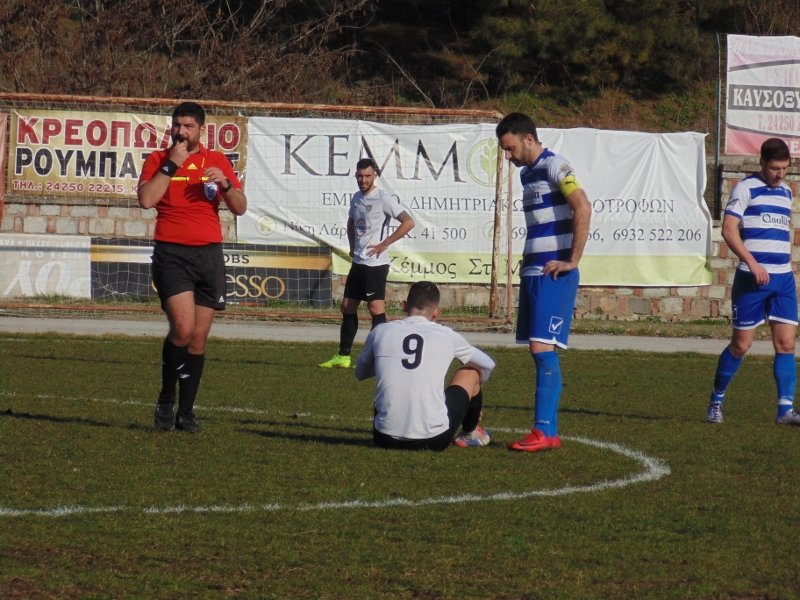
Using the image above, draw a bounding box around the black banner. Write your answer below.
[91,238,332,307]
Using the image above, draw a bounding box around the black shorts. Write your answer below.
[343,263,390,301]
[151,242,226,311]
[372,386,470,451]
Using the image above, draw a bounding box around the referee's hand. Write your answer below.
[169,139,189,167]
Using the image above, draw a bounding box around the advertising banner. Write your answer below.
[7,109,247,199]
[543,128,712,286]
[0,233,92,298]
[0,112,6,224]
[90,239,332,306]
[0,234,331,305]
[241,117,500,283]
[240,117,711,286]
[726,34,800,155]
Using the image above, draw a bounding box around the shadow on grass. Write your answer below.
[211,356,322,368]
[487,402,672,421]
[126,422,170,432]
[561,406,673,421]
[1,407,112,427]
[12,353,147,366]
[238,426,374,448]
[236,418,368,435]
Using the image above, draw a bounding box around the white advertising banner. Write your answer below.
[726,34,800,155]
[543,128,712,286]
[240,117,711,286]
[0,233,92,298]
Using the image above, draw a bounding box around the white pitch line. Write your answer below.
[0,391,332,419]
[0,434,670,518]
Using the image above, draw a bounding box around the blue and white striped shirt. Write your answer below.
[519,149,578,276]
[725,174,793,275]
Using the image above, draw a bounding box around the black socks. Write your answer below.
[160,338,188,403]
[339,313,358,356]
[371,313,387,329]
[177,353,205,416]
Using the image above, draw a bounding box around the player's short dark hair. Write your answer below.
[406,281,440,311]
[761,138,791,162]
[172,101,206,126]
[496,112,539,142]
[356,158,379,172]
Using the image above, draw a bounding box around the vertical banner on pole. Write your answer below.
[726,34,800,155]
[0,113,7,226]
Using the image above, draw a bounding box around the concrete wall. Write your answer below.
[2,157,798,321]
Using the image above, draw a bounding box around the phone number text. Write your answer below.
[591,228,705,243]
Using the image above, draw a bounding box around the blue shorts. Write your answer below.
[516,269,580,348]
[731,269,798,330]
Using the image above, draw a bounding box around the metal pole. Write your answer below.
[489,140,504,317]
[715,32,723,219]
[505,162,515,324]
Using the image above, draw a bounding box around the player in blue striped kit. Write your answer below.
[496,113,592,451]
[707,137,800,425]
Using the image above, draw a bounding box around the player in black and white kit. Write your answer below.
[355,281,495,450]
[319,158,415,369]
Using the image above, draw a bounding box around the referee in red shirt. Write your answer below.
[137,102,247,432]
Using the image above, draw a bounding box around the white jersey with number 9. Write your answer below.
[355,316,495,439]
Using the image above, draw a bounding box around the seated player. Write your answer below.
[354,281,495,451]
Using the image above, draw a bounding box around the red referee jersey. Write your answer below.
[139,145,242,245]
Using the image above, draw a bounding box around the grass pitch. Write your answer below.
[1,332,799,599]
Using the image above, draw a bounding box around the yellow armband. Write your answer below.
[559,174,582,198]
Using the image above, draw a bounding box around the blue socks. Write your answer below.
[712,347,796,417]
[711,346,743,403]
[774,352,796,417]
[533,351,562,437]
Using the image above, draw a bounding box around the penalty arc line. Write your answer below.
[0,435,670,518]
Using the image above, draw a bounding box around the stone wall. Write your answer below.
[1,198,238,241]
[2,157,798,322]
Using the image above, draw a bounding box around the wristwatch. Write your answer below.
[221,179,233,193]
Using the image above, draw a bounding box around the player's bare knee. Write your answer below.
[451,366,481,398]
[187,326,213,353]
[168,328,193,348]
[729,341,751,358]
[366,300,385,316]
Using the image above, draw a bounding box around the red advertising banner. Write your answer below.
[6,110,247,199]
